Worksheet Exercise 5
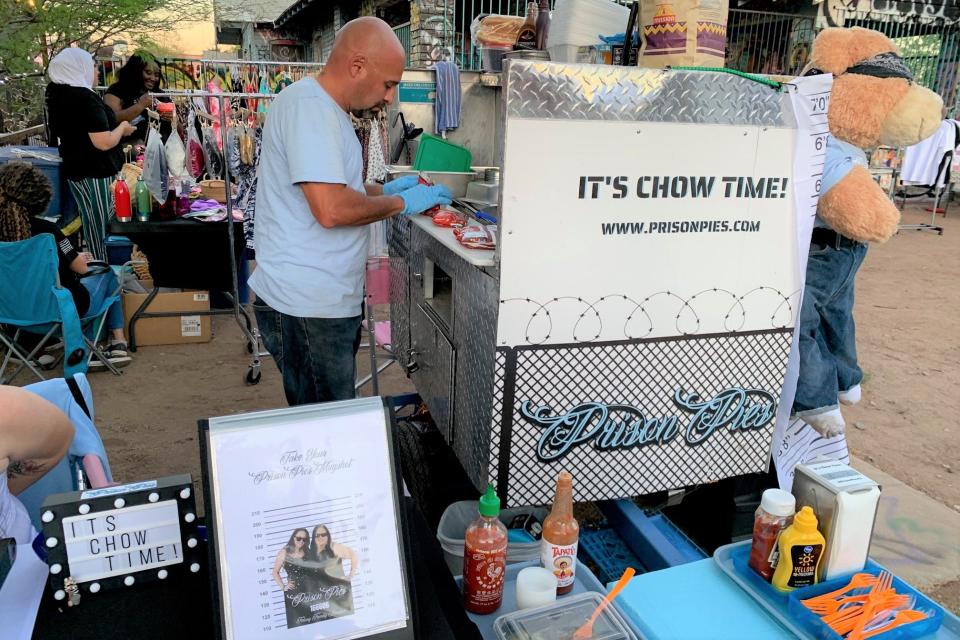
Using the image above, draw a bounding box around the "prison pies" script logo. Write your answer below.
[520,387,777,461]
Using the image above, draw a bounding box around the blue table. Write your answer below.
[615,558,795,640]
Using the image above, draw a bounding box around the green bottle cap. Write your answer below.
[478,484,500,517]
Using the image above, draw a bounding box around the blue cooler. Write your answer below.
[0,146,69,217]
[105,235,134,266]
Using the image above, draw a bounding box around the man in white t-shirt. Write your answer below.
[249,17,452,405]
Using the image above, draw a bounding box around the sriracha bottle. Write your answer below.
[463,485,507,614]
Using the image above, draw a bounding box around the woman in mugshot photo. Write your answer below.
[310,524,358,580]
[302,523,357,621]
[272,528,310,592]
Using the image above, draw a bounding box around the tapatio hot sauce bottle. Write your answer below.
[541,471,579,595]
[463,484,508,614]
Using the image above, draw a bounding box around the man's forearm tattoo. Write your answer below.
[6,459,45,479]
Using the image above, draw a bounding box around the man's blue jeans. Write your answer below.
[253,297,361,406]
[793,240,868,417]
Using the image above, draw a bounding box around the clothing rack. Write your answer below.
[150,89,279,383]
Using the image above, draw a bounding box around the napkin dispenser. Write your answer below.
[792,459,881,580]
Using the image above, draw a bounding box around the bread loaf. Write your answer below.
[474,15,525,47]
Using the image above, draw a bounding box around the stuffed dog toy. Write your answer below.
[793,27,942,437]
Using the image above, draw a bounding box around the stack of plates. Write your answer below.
[548,0,630,48]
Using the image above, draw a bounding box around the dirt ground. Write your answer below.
[6,204,958,609]
[842,207,960,513]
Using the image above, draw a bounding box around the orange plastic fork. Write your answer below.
[807,591,903,615]
[802,573,876,607]
[862,610,928,639]
[825,596,911,637]
[847,572,894,640]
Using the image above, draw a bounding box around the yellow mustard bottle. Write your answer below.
[771,505,826,592]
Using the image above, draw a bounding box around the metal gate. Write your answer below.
[446,1,959,114]
[726,7,960,114]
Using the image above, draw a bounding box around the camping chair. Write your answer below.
[0,234,123,384]
[356,256,396,395]
[17,373,113,530]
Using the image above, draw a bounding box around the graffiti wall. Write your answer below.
[819,0,960,26]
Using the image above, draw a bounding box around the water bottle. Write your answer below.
[114,174,132,222]
[135,175,151,222]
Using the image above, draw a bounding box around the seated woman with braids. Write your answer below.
[0,162,132,369]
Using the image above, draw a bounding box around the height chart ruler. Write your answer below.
[202,398,411,640]
[772,73,847,490]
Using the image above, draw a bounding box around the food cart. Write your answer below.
[388,60,821,507]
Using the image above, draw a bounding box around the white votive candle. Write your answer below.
[516,566,558,610]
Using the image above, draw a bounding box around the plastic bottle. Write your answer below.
[463,484,508,614]
[135,175,151,222]
[114,175,132,222]
[541,471,579,595]
[535,0,551,50]
[514,2,538,51]
[771,506,826,591]
[748,489,795,582]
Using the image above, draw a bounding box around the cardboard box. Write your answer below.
[122,280,212,346]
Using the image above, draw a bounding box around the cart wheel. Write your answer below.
[245,367,261,385]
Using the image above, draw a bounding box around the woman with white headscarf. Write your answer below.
[45,48,135,263]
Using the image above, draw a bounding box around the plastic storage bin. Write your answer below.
[413,134,473,173]
[105,235,133,266]
[437,500,548,575]
[786,569,945,640]
[493,591,638,640]
[714,541,956,640]
[0,146,66,217]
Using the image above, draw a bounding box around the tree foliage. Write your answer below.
[0,0,209,74]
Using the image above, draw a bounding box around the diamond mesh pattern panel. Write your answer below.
[388,215,411,369]
[490,330,792,506]
[488,350,509,490]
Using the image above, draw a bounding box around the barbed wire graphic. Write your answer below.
[500,286,800,344]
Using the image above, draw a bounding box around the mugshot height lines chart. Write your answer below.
[257,496,370,628]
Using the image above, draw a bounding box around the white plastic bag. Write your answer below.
[165,128,188,182]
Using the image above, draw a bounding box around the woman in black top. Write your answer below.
[0,162,132,368]
[45,48,135,263]
[104,53,174,146]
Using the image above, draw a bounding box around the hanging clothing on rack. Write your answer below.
[201,124,224,179]
[186,107,205,179]
[238,126,263,252]
[227,125,263,251]
[367,115,388,183]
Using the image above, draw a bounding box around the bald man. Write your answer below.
[250,18,452,406]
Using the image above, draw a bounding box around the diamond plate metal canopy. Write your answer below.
[504,61,791,126]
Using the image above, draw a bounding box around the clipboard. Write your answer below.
[199,397,415,640]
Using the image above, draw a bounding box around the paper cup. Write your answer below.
[516,566,558,610]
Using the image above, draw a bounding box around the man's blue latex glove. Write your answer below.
[382,175,420,196]
[398,184,453,216]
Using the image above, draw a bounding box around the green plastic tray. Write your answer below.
[413,134,472,172]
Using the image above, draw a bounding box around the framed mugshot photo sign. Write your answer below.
[199,397,413,640]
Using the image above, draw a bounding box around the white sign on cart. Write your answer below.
[489,64,826,504]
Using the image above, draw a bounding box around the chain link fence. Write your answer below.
[0,73,47,144]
